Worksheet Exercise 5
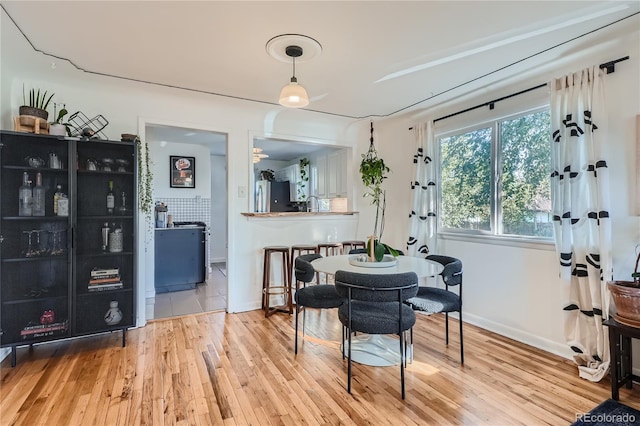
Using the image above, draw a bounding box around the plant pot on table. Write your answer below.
[609,280,640,327]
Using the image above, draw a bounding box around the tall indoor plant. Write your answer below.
[360,122,398,261]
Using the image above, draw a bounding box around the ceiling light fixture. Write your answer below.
[253,148,269,163]
[279,45,309,108]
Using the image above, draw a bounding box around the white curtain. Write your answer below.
[550,66,612,382]
[407,121,437,257]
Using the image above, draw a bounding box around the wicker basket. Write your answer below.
[608,251,640,327]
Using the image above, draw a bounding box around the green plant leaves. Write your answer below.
[360,147,390,207]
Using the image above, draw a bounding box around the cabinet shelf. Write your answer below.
[78,215,134,220]
[3,165,68,173]
[2,294,68,305]
[2,254,68,263]
[1,216,69,221]
[77,251,133,258]
[77,170,134,176]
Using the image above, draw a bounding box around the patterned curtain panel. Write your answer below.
[407,122,437,257]
[550,66,612,382]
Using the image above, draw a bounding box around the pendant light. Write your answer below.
[253,148,269,163]
[279,45,309,108]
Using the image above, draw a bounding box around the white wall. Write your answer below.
[152,141,211,198]
[210,154,227,263]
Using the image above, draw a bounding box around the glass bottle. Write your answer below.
[32,172,45,216]
[18,172,33,216]
[117,191,128,215]
[53,184,63,215]
[106,180,115,215]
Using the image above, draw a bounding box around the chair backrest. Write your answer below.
[295,253,322,283]
[426,255,462,287]
[335,270,418,302]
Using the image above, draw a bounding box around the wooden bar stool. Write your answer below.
[342,240,366,253]
[317,242,343,257]
[290,244,320,284]
[262,246,292,317]
[317,242,343,284]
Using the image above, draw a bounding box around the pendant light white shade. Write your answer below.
[279,78,309,108]
[253,147,269,163]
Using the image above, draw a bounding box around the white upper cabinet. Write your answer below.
[315,155,328,198]
[314,149,348,199]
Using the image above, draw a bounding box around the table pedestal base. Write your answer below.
[343,335,406,366]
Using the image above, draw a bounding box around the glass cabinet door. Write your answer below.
[0,132,71,346]
[74,140,135,335]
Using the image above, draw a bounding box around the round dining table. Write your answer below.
[311,254,443,367]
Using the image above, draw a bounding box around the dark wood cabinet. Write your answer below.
[0,131,136,366]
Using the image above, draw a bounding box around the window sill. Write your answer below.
[438,231,555,251]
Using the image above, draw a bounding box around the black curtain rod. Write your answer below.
[409,55,629,129]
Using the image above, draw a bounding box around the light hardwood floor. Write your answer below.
[1,309,639,425]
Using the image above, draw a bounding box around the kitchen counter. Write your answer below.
[241,211,358,217]
[156,225,206,230]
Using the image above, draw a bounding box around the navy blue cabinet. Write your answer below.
[154,227,206,293]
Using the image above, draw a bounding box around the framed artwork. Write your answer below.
[170,156,195,188]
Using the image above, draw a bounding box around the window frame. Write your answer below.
[435,105,554,245]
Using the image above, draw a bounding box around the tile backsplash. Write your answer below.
[155,197,211,226]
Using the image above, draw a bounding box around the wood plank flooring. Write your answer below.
[1,309,639,425]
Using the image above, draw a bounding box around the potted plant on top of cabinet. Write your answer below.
[19,87,54,120]
[49,103,70,136]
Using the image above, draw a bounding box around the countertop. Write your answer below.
[241,211,358,217]
[155,225,206,230]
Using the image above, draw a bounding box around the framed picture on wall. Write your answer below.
[170,156,196,188]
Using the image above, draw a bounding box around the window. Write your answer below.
[438,108,552,239]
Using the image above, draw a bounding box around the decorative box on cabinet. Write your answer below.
[0,131,137,366]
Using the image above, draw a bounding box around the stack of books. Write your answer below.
[21,320,68,339]
[88,267,123,292]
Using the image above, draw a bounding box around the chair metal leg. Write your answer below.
[445,312,450,345]
[302,308,306,338]
[347,327,352,393]
[400,331,405,400]
[295,304,300,354]
[459,310,464,365]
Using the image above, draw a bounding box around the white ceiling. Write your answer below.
[2,1,638,121]
[2,2,638,159]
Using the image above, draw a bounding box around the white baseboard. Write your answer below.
[462,312,575,361]
[210,257,226,264]
[226,301,260,314]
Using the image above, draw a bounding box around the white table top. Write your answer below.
[312,255,443,278]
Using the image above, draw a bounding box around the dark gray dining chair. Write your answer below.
[334,270,418,399]
[406,255,463,364]
[293,253,344,354]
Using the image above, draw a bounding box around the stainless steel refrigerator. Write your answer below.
[255,180,294,212]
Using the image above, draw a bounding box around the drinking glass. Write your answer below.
[21,230,35,257]
[49,229,67,255]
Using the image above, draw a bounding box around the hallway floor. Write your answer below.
[147,262,227,320]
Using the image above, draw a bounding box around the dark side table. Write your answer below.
[603,318,640,400]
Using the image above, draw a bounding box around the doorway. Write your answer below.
[142,122,228,320]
